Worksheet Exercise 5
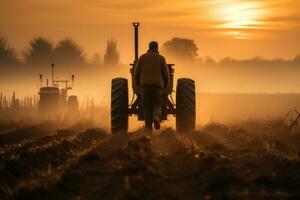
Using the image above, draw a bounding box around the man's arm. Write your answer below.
[134,58,142,86]
[161,57,170,88]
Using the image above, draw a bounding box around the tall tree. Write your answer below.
[162,37,198,61]
[0,37,20,66]
[54,38,85,67]
[23,37,54,67]
[104,39,119,66]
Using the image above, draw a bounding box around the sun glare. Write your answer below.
[213,1,267,39]
[223,31,251,40]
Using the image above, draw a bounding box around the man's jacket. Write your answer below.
[134,50,170,88]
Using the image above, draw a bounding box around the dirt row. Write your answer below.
[0,123,300,199]
[0,128,108,199]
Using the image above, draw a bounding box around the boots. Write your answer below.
[153,117,161,130]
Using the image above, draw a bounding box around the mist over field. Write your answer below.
[1,35,300,126]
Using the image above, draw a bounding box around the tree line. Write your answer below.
[0,36,120,73]
[0,36,199,67]
[1,35,300,72]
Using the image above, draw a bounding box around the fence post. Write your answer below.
[11,91,16,108]
[0,92,2,109]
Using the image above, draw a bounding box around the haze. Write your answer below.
[1,0,300,61]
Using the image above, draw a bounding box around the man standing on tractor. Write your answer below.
[134,41,170,131]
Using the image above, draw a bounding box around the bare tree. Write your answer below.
[104,39,119,66]
[162,37,198,61]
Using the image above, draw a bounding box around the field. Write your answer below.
[0,119,299,199]
[2,0,300,199]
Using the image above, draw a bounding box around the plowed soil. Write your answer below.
[0,122,299,199]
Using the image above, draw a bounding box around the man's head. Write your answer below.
[149,41,158,51]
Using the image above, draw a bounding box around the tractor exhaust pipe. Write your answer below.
[51,63,54,86]
[133,22,140,64]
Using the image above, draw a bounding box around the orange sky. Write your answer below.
[1,0,300,62]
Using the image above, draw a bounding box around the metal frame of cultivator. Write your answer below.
[283,109,300,132]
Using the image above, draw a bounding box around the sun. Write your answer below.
[212,1,267,39]
[219,2,264,29]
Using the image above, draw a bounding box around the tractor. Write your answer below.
[111,22,196,133]
[38,63,78,118]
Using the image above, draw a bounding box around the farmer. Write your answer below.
[134,41,170,131]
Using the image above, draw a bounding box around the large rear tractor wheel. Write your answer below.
[111,78,129,134]
[176,78,196,132]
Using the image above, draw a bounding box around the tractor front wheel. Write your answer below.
[111,78,129,134]
[176,78,196,133]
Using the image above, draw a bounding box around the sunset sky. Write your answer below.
[1,0,300,62]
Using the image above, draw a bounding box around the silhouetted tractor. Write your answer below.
[38,64,77,118]
[111,22,196,133]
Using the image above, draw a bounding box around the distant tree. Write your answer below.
[91,53,102,66]
[294,54,300,63]
[204,56,216,65]
[162,37,198,61]
[0,37,20,66]
[251,56,264,61]
[23,37,54,67]
[219,57,236,65]
[54,38,85,67]
[104,39,119,66]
